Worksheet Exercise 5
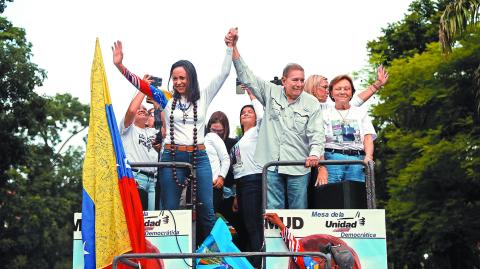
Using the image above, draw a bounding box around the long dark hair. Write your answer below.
[168,60,200,103]
[239,104,255,133]
[206,111,230,141]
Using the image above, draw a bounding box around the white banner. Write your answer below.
[73,210,192,269]
[265,209,387,269]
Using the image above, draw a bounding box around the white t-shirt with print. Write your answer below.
[323,105,376,151]
[119,119,158,172]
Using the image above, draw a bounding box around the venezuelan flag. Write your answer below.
[82,38,146,269]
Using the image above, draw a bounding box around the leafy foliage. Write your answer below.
[0,0,12,13]
[0,15,89,268]
[0,16,46,186]
[367,0,450,66]
[439,0,480,53]
[369,9,480,267]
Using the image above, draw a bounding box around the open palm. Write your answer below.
[112,40,124,66]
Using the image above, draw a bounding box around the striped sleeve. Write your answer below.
[122,68,168,109]
[280,227,307,268]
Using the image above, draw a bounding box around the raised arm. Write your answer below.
[123,91,145,128]
[246,87,264,124]
[203,36,233,106]
[352,65,389,106]
[112,41,168,108]
[227,28,276,106]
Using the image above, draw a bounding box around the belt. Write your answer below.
[131,168,156,178]
[164,144,206,152]
[325,148,365,156]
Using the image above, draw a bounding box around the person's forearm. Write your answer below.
[232,45,240,60]
[115,61,126,73]
[120,67,168,108]
[124,91,145,127]
[307,108,325,158]
[364,134,374,159]
[203,48,233,105]
[233,56,270,105]
[252,99,264,122]
[357,81,383,101]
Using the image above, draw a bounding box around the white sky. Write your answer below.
[4,0,412,144]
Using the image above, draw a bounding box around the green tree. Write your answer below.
[371,27,480,269]
[439,0,480,113]
[367,0,449,66]
[365,0,480,267]
[0,16,46,186]
[0,0,12,13]
[439,0,480,53]
[0,13,89,268]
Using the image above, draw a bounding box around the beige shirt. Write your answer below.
[233,57,325,175]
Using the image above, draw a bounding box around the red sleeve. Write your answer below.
[121,68,153,97]
[280,227,307,268]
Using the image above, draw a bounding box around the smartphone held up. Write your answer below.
[150,76,162,88]
[236,78,245,94]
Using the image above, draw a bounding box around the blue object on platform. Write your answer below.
[196,218,254,269]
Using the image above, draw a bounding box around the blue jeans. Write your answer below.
[267,169,310,209]
[237,173,264,267]
[160,150,215,239]
[133,172,156,211]
[325,152,365,183]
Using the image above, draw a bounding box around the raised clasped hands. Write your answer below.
[224,27,238,48]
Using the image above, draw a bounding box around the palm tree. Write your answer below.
[439,0,480,112]
[439,0,480,53]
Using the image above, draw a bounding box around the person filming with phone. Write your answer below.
[119,90,159,211]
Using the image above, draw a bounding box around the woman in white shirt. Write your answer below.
[112,35,233,242]
[230,89,264,268]
[206,112,248,251]
[323,74,378,183]
[303,67,388,186]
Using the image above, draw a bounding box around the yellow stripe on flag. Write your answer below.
[83,38,131,268]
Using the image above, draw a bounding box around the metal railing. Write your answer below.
[261,159,377,212]
[130,161,197,253]
[112,159,376,268]
[113,251,332,269]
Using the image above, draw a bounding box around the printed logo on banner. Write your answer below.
[144,211,170,231]
[321,211,366,233]
[73,211,192,269]
[264,209,388,269]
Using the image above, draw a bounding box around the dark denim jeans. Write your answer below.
[160,149,215,241]
[237,173,264,268]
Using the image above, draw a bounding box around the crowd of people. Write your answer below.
[112,27,388,268]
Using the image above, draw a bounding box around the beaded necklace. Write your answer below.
[169,97,198,206]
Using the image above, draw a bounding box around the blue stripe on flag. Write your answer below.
[105,104,133,179]
[81,189,96,269]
